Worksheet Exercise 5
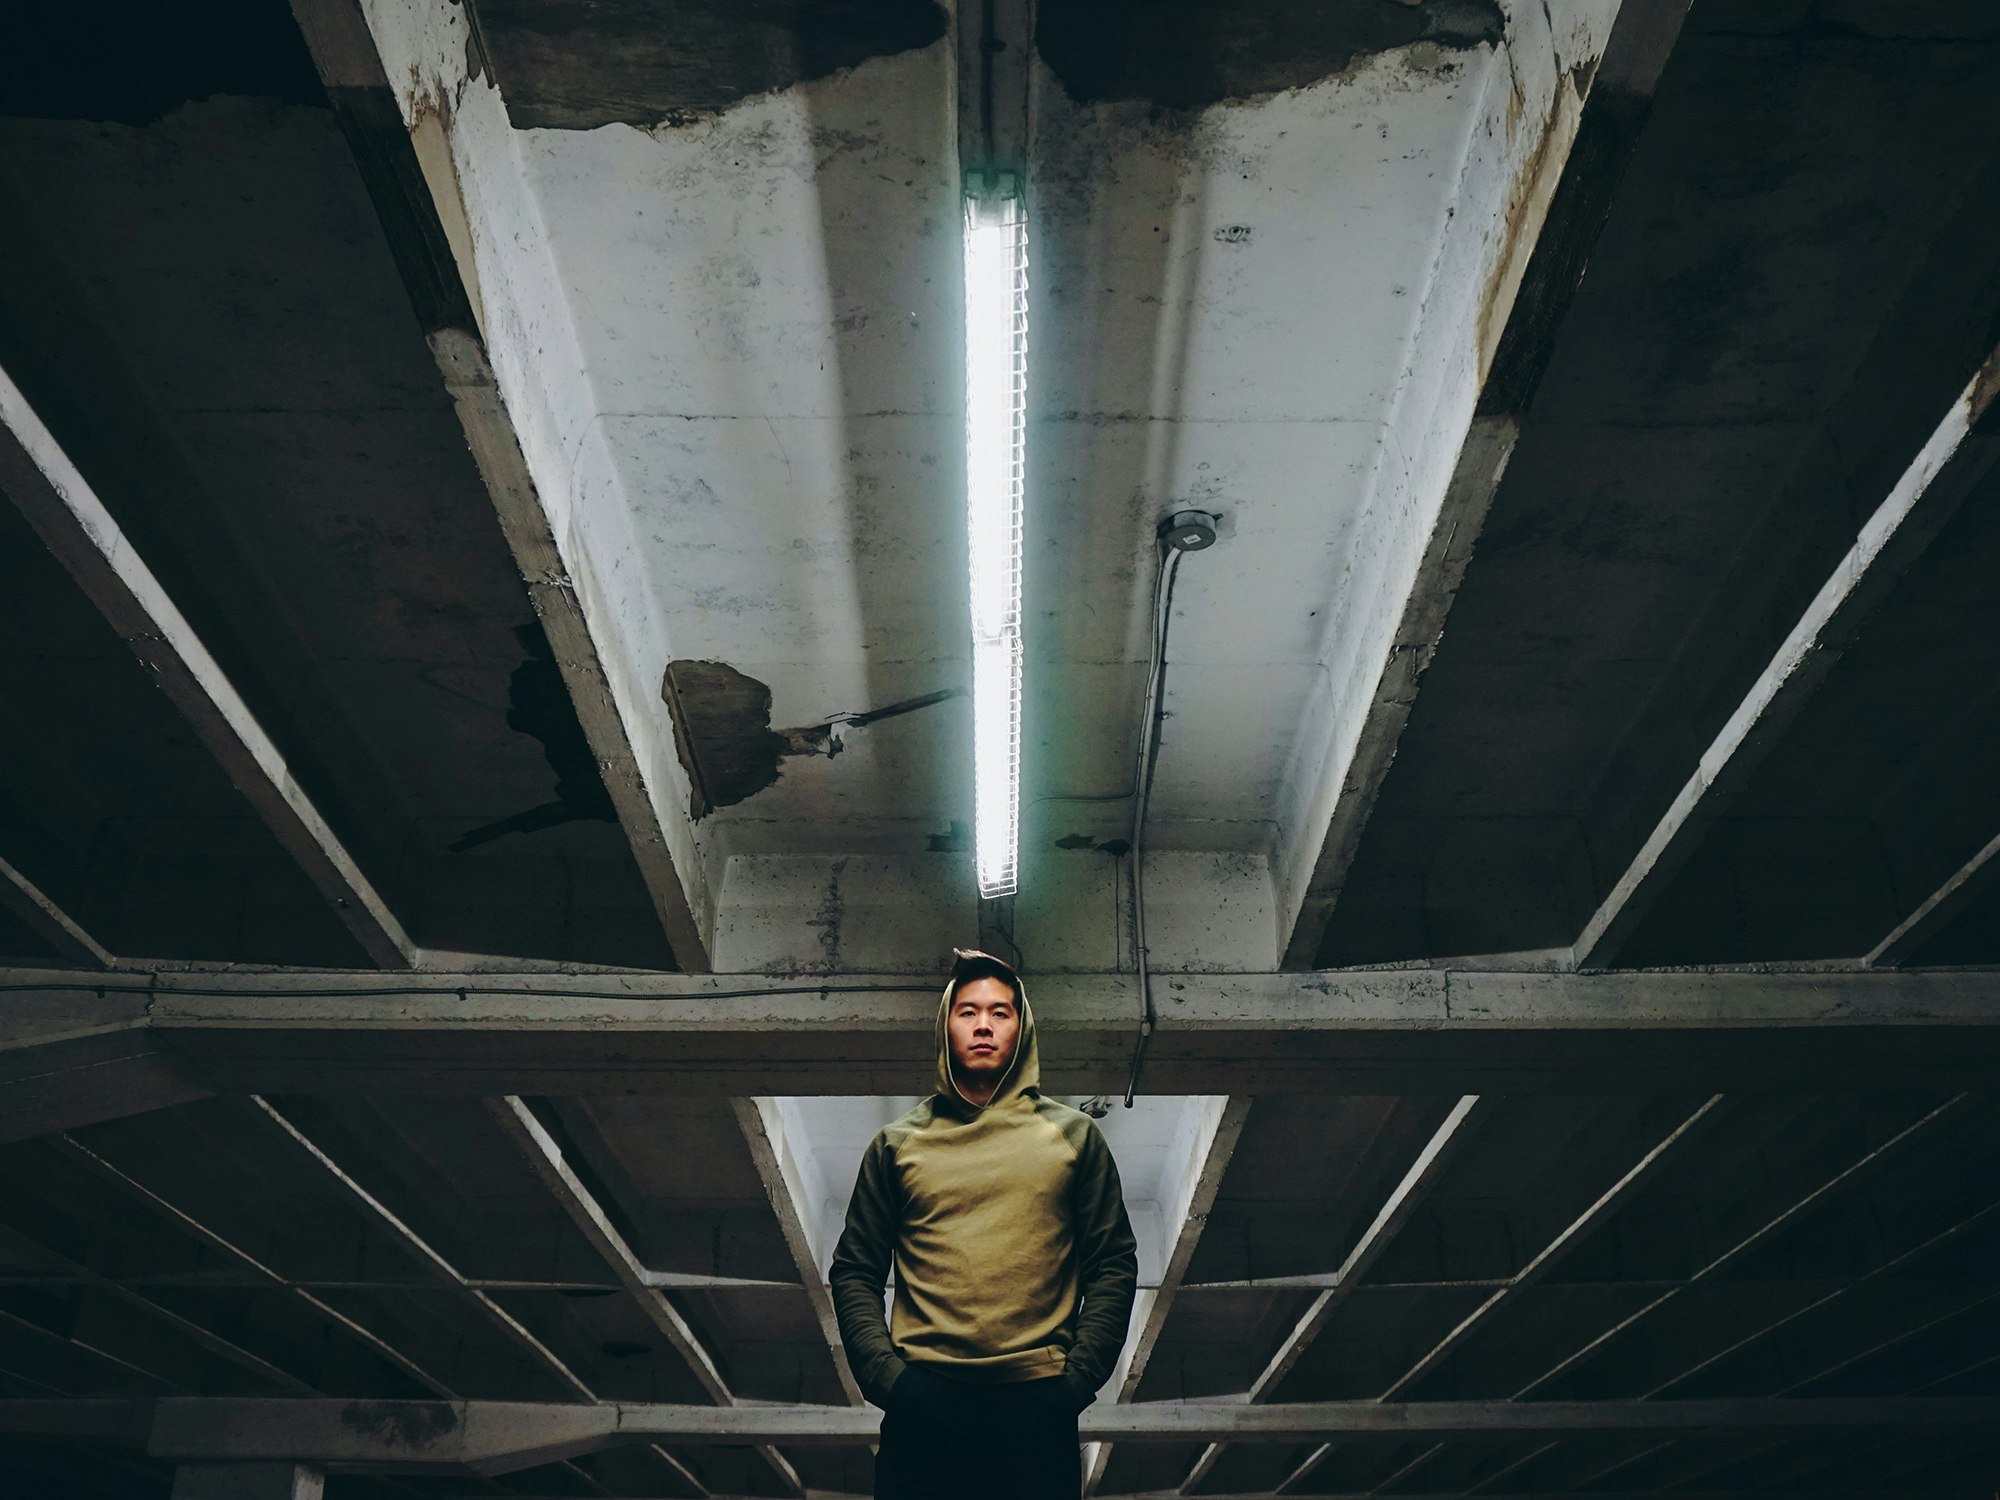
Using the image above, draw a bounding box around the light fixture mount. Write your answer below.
[1160,509,1220,552]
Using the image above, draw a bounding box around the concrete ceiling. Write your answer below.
[1,0,2000,1496]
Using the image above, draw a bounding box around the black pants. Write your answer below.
[875,1367,1082,1499]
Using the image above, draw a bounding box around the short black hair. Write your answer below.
[949,947,1021,1003]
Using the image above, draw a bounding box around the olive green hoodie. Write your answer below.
[828,970,1139,1407]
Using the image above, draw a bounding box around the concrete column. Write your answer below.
[172,1463,324,1500]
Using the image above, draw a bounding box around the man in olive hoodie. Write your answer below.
[830,949,1138,1499]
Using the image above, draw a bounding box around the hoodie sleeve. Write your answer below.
[828,1130,907,1407]
[1064,1120,1140,1399]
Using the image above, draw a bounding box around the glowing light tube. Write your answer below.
[964,181,1027,900]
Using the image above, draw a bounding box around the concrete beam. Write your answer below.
[0,854,111,969]
[732,1099,863,1406]
[486,1097,729,1403]
[284,0,711,969]
[1512,1093,1973,1398]
[1869,829,2000,967]
[54,1134,456,1397]
[0,367,415,969]
[0,1222,316,1397]
[6,968,2000,1120]
[1574,346,2000,968]
[1272,1092,1727,1493]
[1180,1096,1485,1493]
[7,1396,1998,1473]
[1379,1093,1724,1400]
[0,989,211,1145]
[1085,1096,1251,1496]
[487,1097,803,1495]
[1651,1198,2000,1401]
[1277,0,1694,966]
[251,1096,596,1400]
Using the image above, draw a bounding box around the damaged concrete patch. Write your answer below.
[662,660,790,819]
[662,663,962,819]
[1038,0,1502,110]
[450,623,615,851]
[464,0,948,128]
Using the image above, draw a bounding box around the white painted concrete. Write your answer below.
[714,850,1274,973]
[357,0,1622,972]
[1272,1,1622,939]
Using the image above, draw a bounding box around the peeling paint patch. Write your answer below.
[1038,0,1502,110]
[451,623,616,851]
[464,0,948,128]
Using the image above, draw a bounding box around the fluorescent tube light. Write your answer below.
[964,176,1027,899]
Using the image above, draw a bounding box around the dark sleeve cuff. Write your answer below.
[1062,1365,1099,1411]
[864,1354,911,1410]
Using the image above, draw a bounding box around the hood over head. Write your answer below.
[935,947,1039,1110]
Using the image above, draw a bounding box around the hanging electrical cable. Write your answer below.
[1124,509,1219,1106]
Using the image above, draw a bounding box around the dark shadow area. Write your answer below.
[1325,0,2000,963]
[0,0,672,966]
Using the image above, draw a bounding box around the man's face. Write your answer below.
[947,975,1020,1092]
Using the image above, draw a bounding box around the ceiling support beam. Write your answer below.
[485,1098,728,1402]
[0,368,415,969]
[0,990,210,1145]
[1573,347,2000,968]
[486,1097,802,1497]
[731,1099,863,1407]
[1384,1094,1725,1400]
[1869,828,2000,967]
[1646,1197,2000,1399]
[1084,1096,1251,1497]
[0,1302,179,1393]
[284,0,711,968]
[0,1223,316,1397]
[1578,1280,2000,1500]
[1776,1282,2000,1399]
[1278,0,1694,967]
[54,1135,455,1396]
[9,1396,2000,1472]
[1271,1093,1726,1495]
[1511,1094,1974,1399]
[7,966,2000,1121]
[1179,1096,1485,1494]
[0,855,111,969]
[249,1097,594,1399]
